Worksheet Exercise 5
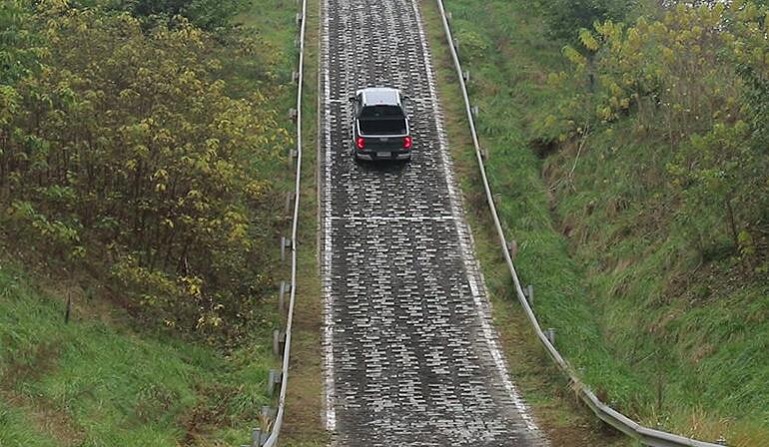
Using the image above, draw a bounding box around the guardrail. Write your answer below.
[241,0,308,446]
[433,1,727,446]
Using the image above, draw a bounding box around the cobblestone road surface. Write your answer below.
[320,0,549,445]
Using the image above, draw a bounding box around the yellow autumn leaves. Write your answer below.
[1,1,290,341]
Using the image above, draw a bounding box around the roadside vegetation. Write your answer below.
[439,0,769,444]
[0,0,299,444]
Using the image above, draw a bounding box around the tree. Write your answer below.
[536,0,629,41]
[1,1,290,341]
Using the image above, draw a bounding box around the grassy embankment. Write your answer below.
[0,1,302,445]
[424,0,769,445]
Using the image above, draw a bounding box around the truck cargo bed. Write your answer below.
[359,118,407,136]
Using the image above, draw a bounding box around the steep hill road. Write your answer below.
[319,0,549,445]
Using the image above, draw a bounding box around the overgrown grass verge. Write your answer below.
[422,0,769,445]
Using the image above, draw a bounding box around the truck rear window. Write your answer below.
[360,105,404,118]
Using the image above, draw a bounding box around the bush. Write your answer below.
[545,1,769,271]
[535,0,628,41]
[0,2,289,341]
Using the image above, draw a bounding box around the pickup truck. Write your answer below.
[349,87,412,161]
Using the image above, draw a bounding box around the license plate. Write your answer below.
[379,137,389,142]
[378,152,391,158]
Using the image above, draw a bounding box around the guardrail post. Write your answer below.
[471,105,479,117]
[447,11,452,21]
[261,405,277,421]
[267,369,283,396]
[273,329,286,356]
[452,37,459,54]
[251,428,262,447]
[280,236,292,261]
[716,437,727,445]
[65,294,72,324]
[285,191,295,216]
[507,239,518,261]
[295,12,302,25]
[288,108,298,121]
[462,70,470,82]
[480,147,489,160]
[292,70,300,83]
[278,281,290,314]
[251,427,270,447]
[545,328,556,346]
[523,284,534,306]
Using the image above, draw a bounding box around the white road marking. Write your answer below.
[330,215,455,222]
[322,0,337,431]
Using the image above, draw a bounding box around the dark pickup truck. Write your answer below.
[350,87,412,161]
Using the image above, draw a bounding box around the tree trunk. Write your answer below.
[725,196,739,250]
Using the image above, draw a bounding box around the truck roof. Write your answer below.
[357,87,401,106]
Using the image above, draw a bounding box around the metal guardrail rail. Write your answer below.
[243,0,308,445]
[433,1,727,446]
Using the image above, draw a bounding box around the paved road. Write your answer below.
[320,0,549,445]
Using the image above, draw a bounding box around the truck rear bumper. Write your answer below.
[354,151,411,161]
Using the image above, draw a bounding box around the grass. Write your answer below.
[238,0,328,445]
[0,0,302,445]
[422,0,769,445]
[0,263,275,446]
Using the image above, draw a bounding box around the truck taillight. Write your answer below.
[355,137,365,150]
[403,136,412,149]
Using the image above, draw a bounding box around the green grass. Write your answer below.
[0,263,275,446]
[432,0,769,445]
[235,0,299,89]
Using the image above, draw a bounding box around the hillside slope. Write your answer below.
[0,0,298,445]
[441,0,769,445]
[0,264,274,446]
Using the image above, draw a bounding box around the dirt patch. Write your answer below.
[1,339,85,445]
[531,137,560,159]
[2,341,61,388]
[179,383,242,446]
[2,391,85,447]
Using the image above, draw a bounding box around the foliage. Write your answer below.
[0,0,39,85]
[0,1,290,341]
[534,0,629,41]
[548,1,769,271]
[73,0,250,31]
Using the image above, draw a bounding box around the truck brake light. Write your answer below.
[355,137,365,150]
[403,136,412,149]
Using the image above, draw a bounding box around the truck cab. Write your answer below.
[350,87,412,161]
